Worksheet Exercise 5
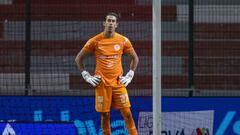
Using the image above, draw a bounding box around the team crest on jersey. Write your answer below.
[114,44,120,51]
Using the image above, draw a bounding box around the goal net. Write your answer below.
[0,0,152,96]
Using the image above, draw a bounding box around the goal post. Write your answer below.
[153,0,161,135]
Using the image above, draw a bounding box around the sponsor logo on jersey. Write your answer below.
[99,55,119,59]
[98,46,104,50]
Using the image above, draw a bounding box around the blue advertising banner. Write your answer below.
[1,97,240,135]
[0,96,152,135]
[162,98,240,135]
[0,122,77,135]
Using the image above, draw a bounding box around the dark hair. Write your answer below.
[105,12,120,21]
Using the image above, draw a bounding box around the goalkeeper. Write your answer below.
[75,12,139,135]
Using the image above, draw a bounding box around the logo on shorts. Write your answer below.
[98,96,103,102]
[114,44,120,51]
[98,96,103,110]
[120,94,129,104]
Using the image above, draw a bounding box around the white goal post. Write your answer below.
[153,0,161,135]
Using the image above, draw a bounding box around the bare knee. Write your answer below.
[101,112,110,119]
[120,108,133,121]
[101,112,110,124]
[101,112,111,134]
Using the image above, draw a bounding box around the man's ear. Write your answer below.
[115,23,118,28]
[103,21,106,27]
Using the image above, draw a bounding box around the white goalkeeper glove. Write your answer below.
[81,70,101,87]
[120,70,134,87]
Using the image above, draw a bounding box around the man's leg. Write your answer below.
[101,112,111,135]
[96,83,112,135]
[120,107,138,135]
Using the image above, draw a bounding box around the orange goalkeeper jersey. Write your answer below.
[82,32,134,86]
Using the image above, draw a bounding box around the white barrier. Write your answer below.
[138,110,214,135]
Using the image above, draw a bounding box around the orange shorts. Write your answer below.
[95,82,131,112]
